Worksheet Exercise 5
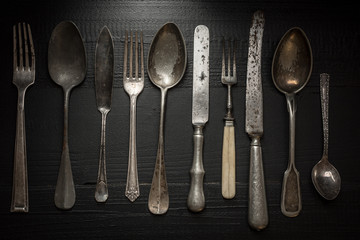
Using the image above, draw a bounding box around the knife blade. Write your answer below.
[187,25,209,212]
[94,26,114,202]
[245,10,268,230]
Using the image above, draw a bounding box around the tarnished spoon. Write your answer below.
[48,21,87,210]
[272,27,312,217]
[311,73,341,200]
[147,22,187,215]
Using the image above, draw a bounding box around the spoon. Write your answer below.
[272,27,313,217]
[48,21,87,210]
[311,73,341,200]
[147,22,187,214]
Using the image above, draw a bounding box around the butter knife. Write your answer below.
[94,26,114,202]
[187,25,209,212]
[245,10,268,230]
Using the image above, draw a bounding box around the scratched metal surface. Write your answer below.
[0,0,360,239]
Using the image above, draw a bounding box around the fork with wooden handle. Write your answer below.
[124,31,144,202]
[221,39,237,199]
[11,23,35,212]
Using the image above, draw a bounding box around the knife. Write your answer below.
[94,26,114,202]
[245,10,268,230]
[187,25,209,212]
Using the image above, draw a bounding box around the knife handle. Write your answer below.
[221,123,236,199]
[187,125,205,212]
[248,136,268,230]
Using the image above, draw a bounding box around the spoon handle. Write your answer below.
[95,111,109,202]
[125,95,140,202]
[11,88,29,212]
[320,73,329,157]
[148,89,169,215]
[54,89,76,210]
[281,94,301,217]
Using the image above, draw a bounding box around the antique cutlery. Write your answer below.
[94,26,114,203]
[48,21,87,210]
[311,73,341,200]
[221,39,237,200]
[272,27,313,217]
[11,23,35,213]
[245,10,268,230]
[124,31,144,202]
[147,23,187,214]
[187,25,209,212]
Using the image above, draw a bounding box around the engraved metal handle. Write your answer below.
[95,111,109,202]
[125,95,140,202]
[187,125,205,212]
[320,73,329,158]
[11,88,29,212]
[248,136,268,230]
[281,94,301,217]
[148,88,169,215]
[54,89,76,210]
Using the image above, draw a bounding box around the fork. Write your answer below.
[123,31,144,202]
[11,23,35,212]
[221,39,237,199]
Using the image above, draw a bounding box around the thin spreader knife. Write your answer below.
[187,25,209,212]
[245,10,268,230]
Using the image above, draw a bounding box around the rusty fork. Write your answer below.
[11,23,35,212]
[123,31,144,202]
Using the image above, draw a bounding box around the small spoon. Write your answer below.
[272,27,313,217]
[311,73,341,200]
[147,22,187,215]
[48,21,87,210]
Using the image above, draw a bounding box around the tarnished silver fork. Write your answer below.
[11,23,35,212]
[221,39,237,199]
[123,31,144,202]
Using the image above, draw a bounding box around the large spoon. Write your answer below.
[311,73,341,200]
[147,22,187,215]
[272,27,313,217]
[48,21,87,210]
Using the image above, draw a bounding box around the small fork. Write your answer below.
[123,31,144,202]
[11,23,35,212]
[221,39,237,199]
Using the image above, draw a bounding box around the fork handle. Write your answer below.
[188,125,205,212]
[11,89,29,212]
[221,123,236,199]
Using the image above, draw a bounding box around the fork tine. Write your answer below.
[13,25,17,70]
[140,31,144,79]
[135,32,138,79]
[27,24,35,70]
[129,31,133,78]
[123,30,128,79]
[221,38,225,78]
[18,23,23,69]
[23,23,29,69]
[227,40,231,77]
[233,40,236,78]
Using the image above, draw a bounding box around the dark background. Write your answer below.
[1,0,359,239]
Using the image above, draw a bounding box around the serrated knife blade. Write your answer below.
[245,10,268,231]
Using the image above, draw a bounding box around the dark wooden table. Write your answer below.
[1,1,359,239]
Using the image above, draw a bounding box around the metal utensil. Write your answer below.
[311,73,341,200]
[11,23,35,213]
[48,21,87,210]
[221,39,237,200]
[147,22,187,215]
[245,10,268,230]
[187,25,209,212]
[124,31,144,202]
[272,27,313,217]
[94,26,114,203]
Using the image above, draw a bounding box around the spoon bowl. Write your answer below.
[271,27,312,217]
[147,22,187,215]
[48,21,87,210]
